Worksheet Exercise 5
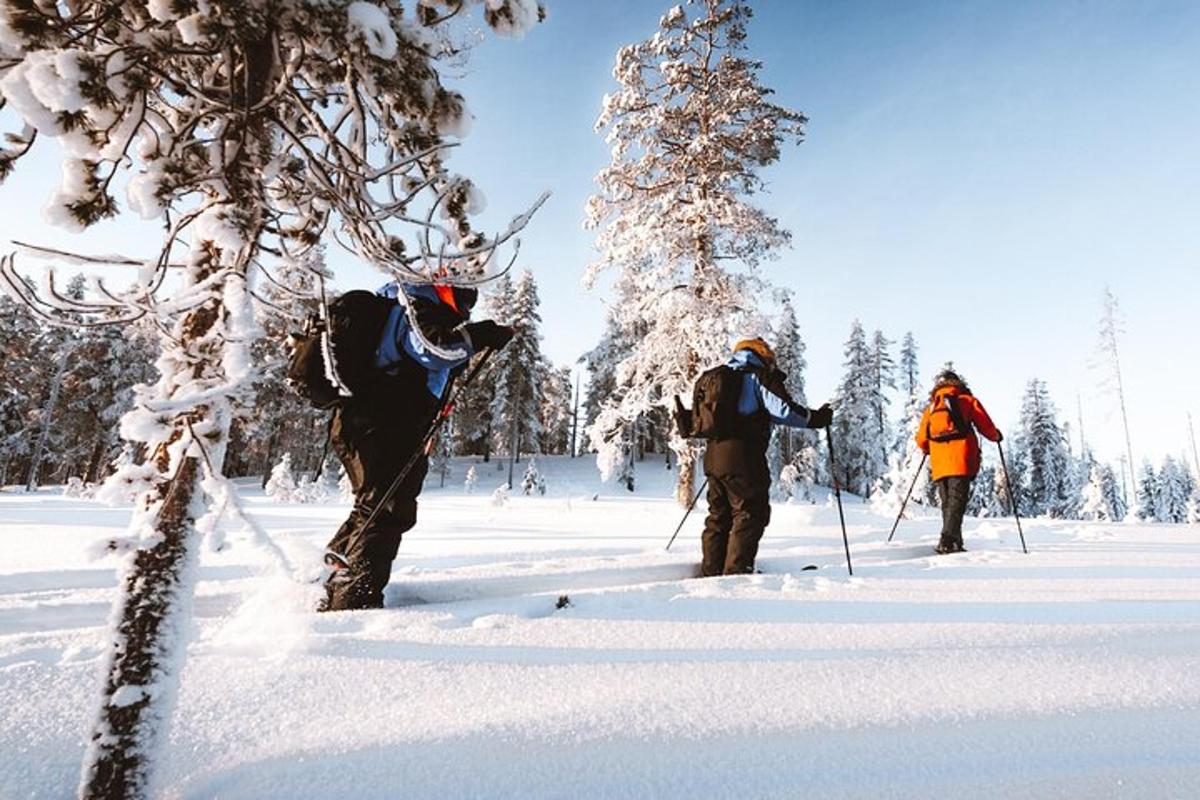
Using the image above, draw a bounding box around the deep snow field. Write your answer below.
[3,455,1200,799]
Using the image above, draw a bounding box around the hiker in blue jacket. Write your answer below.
[321,282,512,611]
[697,338,832,576]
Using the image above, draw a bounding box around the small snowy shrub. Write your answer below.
[265,454,300,502]
[492,484,510,507]
[63,476,94,498]
[521,458,544,496]
[464,465,478,494]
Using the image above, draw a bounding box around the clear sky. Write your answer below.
[1,0,1198,471]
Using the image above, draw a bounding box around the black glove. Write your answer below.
[995,431,1004,443]
[673,395,693,439]
[807,403,833,430]
[465,320,514,350]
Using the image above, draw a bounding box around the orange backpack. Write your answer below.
[925,394,972,442]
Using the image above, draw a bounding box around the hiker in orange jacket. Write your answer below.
[914,369,1002,554]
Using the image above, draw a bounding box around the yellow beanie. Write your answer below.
[733,337,775,365]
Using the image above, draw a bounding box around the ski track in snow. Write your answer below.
[2,457,1200,799]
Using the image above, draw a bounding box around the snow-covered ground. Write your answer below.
[3,456,1200,799]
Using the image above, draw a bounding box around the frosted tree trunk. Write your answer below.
[25,346,70,491]
[80,246,246,799]
[1099,289,1137,499]
[1189,414,1199,481]
[80,33,273,798]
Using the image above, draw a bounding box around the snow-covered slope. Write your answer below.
[3,456,1199,799]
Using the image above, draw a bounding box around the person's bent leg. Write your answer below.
[700,475,732,577]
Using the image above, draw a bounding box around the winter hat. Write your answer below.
[733,337,776,366]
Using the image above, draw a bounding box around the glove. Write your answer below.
[465,320,514,350]
[807,403,833,430]
[995,431,1004,443]
[673,395,693,439]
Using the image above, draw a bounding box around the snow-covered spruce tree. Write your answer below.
[1010,379,1076,518]
[452,276,508,460]
[431,424,453,487]
[832,320,885,498]
[769,294,814,474]
[898,331,919,401]
[869,329,895,478]
[1081,459,1126,521]
[54,309,157,484]
[0,2,543,795]
[538,363,573,455]
[876,332,928,513]
[1134,460,1158,522]
[491,269,544,484]
[1096,287,1138,500]
[21,275,84,490]
[0,286,47,486]
[264,452,299,502]
[581,310,631,460]
[584,0,805,505]
[1155,456,1193,523]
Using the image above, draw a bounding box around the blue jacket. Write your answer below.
[727,350,811,429]
[374,283,474,398]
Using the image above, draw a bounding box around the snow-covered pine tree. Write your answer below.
[869,329,895,477]
[53,310,157,484]
[1010,379,1076,518]
[875,332,929,514]
[431,426,453,488]
[769,294,814,478]
[1080,460,1126,521]
[1155,456,1193,523]
[0,286,46,486]
[452,276,510,460]
[21,275,84,490]
[898,332,919,400]
[1134,460,1158,522]
[584,0,805,505]
[832,320,885,497]
[538,363,573,455]
[264,453,299,503]
[491,270,544,485]
[0,3,543,795]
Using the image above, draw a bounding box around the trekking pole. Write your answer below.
[996,441,1028,554]
[356,347,495,534]
[886,453,928,543]
[824,430,854,576]
[665,477,708,551]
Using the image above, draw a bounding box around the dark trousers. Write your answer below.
[936,476,972,549]
[324,406,427,610]
[701,473,771,577]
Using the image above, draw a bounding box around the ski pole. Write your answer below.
[886,452,927,543]
[825,429,854,576]
[665,477,708,551]
[996,441,1028,554]
[355,347,495,535]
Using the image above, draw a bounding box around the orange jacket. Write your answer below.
[914,381,1000,481]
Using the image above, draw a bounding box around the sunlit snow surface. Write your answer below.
[3,456,1199,799]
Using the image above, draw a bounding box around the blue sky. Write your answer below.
[1,0,1198,470]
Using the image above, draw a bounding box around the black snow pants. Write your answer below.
[936,476,972,551]
[700,471,772,577]
[324,404,427,610]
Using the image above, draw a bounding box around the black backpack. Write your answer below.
[688,365,744,439]
[925,394,972,442]
[286,290,395,409]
